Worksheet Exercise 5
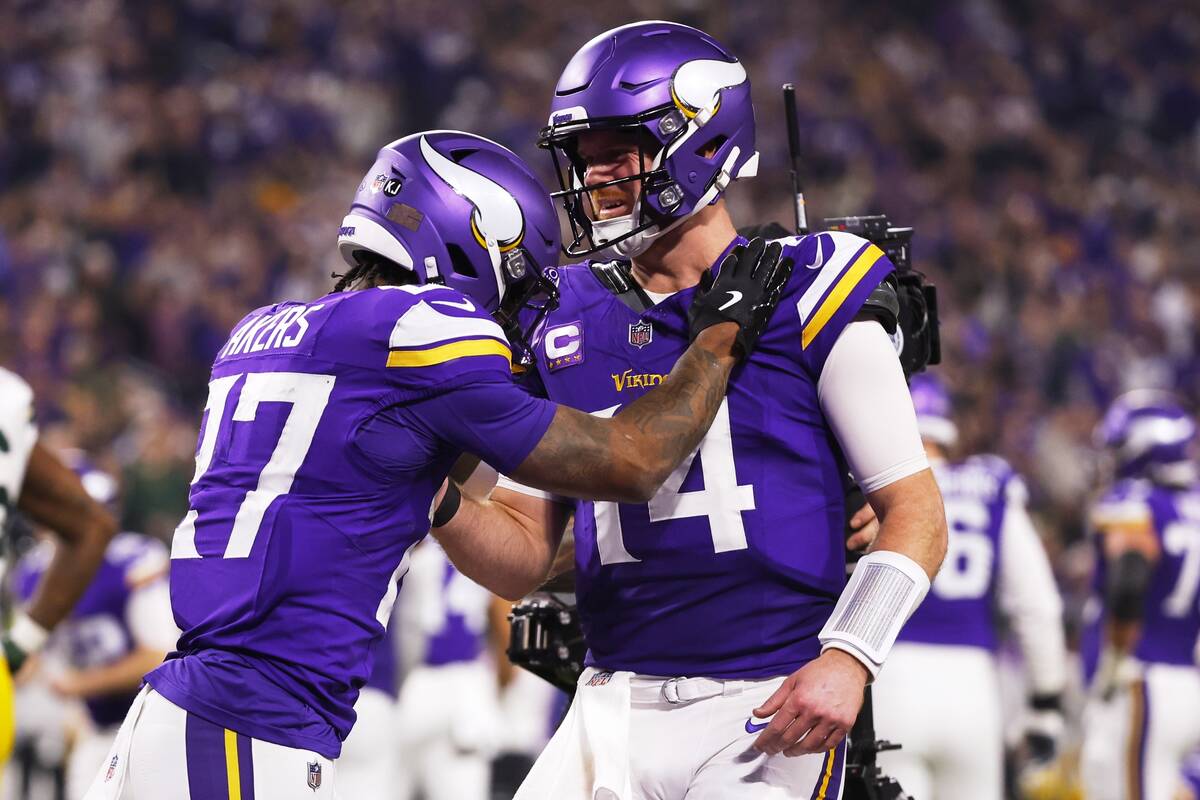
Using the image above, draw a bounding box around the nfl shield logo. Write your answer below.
[629,320,653,349]
[105,754,119,782]
[307,761,322,790]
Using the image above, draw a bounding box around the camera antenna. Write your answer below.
[782,84,808,235]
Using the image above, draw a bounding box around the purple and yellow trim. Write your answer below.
[801,244,884,350]
[810,740,846,800]
[186,712,255,799]
[386,337,511,368]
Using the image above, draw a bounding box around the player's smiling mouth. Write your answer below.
[593,190,633,219]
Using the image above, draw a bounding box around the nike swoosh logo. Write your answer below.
[718,290,743,311]
[805,236,827,270]
[431,298,476,312]
[745,718,770,733]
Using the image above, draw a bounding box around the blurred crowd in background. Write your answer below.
[1,0,1199,713]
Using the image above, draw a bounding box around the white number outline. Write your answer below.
[172,372,335,560]
[593,399,755,565]
[1162,520,1200,618]
[932,496,994,600]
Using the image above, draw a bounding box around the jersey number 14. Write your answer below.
[593,400,755,564]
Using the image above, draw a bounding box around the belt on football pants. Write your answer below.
[630,675,779,705]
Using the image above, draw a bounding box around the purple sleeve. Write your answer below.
[798,240,897,379]
[403,376,557,475]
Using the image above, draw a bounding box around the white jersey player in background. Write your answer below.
[0,367,117,774]
[392,539,500,800]
[872,374,1068,800]
[11,458,177,800]
[336,621,399,800]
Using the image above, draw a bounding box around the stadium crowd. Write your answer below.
[1,0,1199,795]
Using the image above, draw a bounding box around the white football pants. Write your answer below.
[394,660,499,800]
[82,686,340,799]
[872,643,1004,800]
[1081,662,1200,800]
[335,687,397,800]
[515,667,847,800]
[68,724,120,800]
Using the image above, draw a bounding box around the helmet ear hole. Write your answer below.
[445,243,479,279]
[695,135,728,160]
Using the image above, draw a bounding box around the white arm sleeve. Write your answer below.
[127,580,181,652]
[996,483,1067,695]
[817,321,928,493]
[495,474,571,505]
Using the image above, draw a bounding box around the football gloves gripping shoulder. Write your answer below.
[687,237,794,359]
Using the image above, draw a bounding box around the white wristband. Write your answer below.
[818,550,931,679]
[8,612,50,655]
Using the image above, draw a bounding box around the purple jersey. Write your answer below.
[899,455,1019,651]
[1083,479,1200,677]
[149,285,555,758]
[524,231,894,678]
[364,623,397,698]
[16,532,169,727]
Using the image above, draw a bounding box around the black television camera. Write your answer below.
[822,214,940,379]
[506,590,587,694]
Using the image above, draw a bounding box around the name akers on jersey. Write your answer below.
[219,304,326,359]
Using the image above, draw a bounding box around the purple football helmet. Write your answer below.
[538,21,758,259]
[1096,390,1197,484]
[60,449,120,511]
[909,374,958,446]
[337,131,560,364]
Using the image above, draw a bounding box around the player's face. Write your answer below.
[575,129,647,221]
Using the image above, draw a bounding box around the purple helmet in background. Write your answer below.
[909,374,958,446]
[60,449,120,511]
[1096,390,1197,484]
[337,130,560,364]
[538,21,758,259]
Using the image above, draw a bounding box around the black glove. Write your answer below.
[1024,696,1065,765]
[2,635,28,675]
[688,236,794,359]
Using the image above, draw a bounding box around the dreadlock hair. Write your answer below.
[331,252,420,293]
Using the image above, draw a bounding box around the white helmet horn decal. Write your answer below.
[419,135,525,249]
[671,59,747,116]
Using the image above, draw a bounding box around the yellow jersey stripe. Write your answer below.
[386,337,511,368]
[813,746,835,799]
[225,728,241,800]
[802,244,884,350]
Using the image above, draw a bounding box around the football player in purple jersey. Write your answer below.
[82,130,792,799]
[868,375,1067,800]
[1080,391,1200,800]
[0,369,118,766]
[433,22,948,800]
[12,458,177,799]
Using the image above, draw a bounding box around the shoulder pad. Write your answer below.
[376,285,506,350]
[859,275,899,334]
[1091,479,1154,529]
[589,260,634,294]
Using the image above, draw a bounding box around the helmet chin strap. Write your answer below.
[593,145,745,260]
